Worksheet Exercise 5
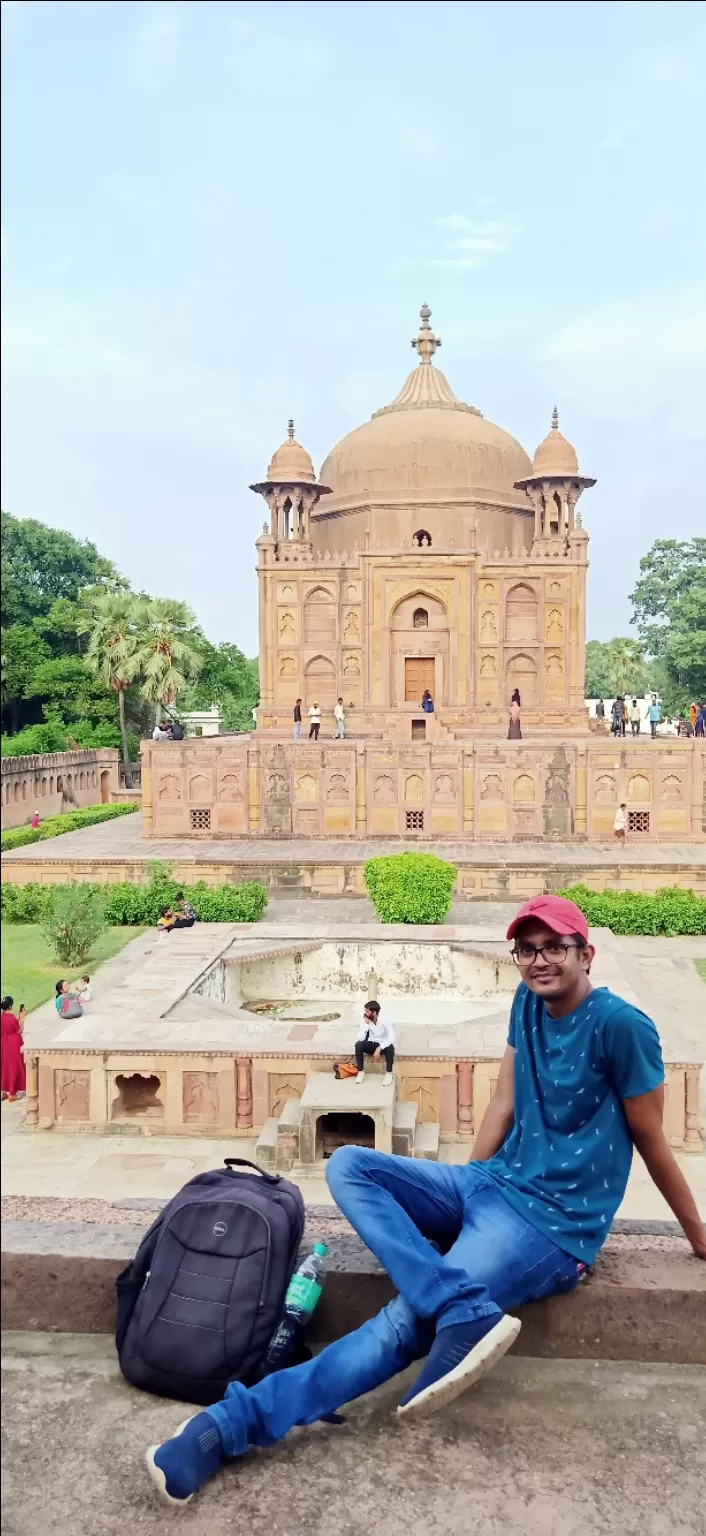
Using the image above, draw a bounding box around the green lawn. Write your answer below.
[0,924,142,1013]
[696,959,706,984]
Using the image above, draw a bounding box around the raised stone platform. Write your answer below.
[3,1209,705,1366]
[17,921,705,1149]
[3,810,706,898]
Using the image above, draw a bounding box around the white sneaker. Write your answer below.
[356,1071,365,1083]
[383,1072,393,1087]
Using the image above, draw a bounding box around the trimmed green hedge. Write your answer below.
[364,852,457,925]
[558,884,706,937]
[1,802,138,853]
[1,864,268,927]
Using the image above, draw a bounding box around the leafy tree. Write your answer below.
[630,538,706,712]
[1,625,51,731]
[77,594,143,781]
[1,510,122,626]
[584,637,650,699]
[133,598,202,715]
[28,656,119,727]
[183,640,260,732]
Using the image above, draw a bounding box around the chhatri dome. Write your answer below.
[265,419,318,486]
[319,304,533,510]
[529,407,580,479]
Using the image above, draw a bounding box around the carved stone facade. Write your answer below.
[251,309,595,738]
[136,304,706,846]
[141,734,706,842]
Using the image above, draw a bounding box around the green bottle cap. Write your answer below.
[312,1242,328,1257]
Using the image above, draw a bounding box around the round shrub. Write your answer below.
[558,884,706,937]
[364,852,457,925]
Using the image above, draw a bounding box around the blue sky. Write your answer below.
[2,0,705,655]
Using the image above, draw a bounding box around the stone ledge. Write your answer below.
[2,1216,704,1365]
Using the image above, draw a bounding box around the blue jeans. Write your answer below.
[208,1147,580,1457]
[336,721,345,739]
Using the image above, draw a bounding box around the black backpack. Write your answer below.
[115,1158,305,1404]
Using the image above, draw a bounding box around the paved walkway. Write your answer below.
[3,1335,705,1536]
[4,810,705,867]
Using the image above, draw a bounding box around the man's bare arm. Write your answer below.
[471,1045,515,1162]
[623,1086,706,1259]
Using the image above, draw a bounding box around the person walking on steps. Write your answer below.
[610,697,622,736]
[293,699,302,741]
[146,892,706,1508]
[308,701,321,741]
[628,698,641,736]
[420,689,434,714]
[354,1000,395,1086]
[647,695,661,738]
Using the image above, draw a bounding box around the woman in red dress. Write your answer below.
[1,996,26,1100]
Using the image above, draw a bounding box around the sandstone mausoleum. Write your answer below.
[140,305,704,846]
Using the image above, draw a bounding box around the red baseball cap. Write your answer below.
[506,894,589,942]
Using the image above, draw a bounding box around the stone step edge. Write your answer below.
[2,1224,704,1366]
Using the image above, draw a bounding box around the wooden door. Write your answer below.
[405,656,435,702]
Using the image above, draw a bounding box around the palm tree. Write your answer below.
[77,594,141,786]
[133,599,202,720]
[607,637,649,697]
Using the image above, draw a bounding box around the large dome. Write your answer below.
[319,306,532,509]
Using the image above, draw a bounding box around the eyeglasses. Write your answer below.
[511,941,582,966]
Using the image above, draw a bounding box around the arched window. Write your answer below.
[413,529,432,548]
[413,608,429,629]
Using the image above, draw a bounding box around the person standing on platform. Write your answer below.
[628,698,641,736]
[334,698,346,740]
[308,701,321,741]
[293,699,302,741]
[614,803,627,845]
[647,696,661,739]
[508,698,522,740]
[1,997,26,1101]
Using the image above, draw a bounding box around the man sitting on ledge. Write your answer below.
[147,894,706,1507]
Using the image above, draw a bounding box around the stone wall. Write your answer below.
[0,749,120,831]
[141,735,706,843]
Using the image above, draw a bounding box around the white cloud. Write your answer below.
[428,213,523,270]
[127,2,187,87]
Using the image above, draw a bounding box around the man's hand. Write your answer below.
[690,1226,706,1261]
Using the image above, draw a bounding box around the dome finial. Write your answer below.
[287,418,295,440]
[411,303,441,365]
[551,405,559,431]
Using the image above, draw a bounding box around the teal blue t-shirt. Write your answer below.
[484,984,664,1263]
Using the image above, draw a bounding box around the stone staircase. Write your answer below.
[256,1071,440,1174]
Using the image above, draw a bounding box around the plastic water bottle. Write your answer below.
[260,1242,328,1375]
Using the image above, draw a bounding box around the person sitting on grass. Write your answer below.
[145,894,706,1509]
